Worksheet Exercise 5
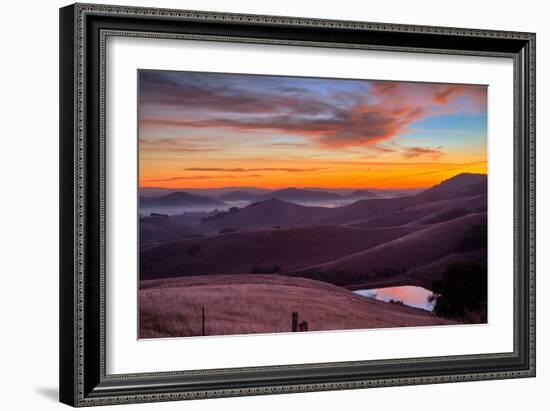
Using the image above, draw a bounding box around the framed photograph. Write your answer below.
[59,3,535,407]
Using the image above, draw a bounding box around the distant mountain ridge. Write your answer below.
[216,187,379,203]
[342,189,378,200]
[202,198,332,230]
[217,190,262,202]
[140,191,226,207]
[417,173,487,201]
[198,173,487,230]
[258,187,342,202]
[140,172,488,290]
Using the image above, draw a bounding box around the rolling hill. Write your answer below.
[139,173,488,292]
[319,173,486,225]
[402,249,488,288]
[140,216,202,244]
[217,190,262,202]
[258,187,342,202]
[348,194,486,229]
[296,212,487,287]
[140,224,423,280]
[415,173,487,202]
[342,189,379,200]
[139,274,453,338]
[200,198,335,231]
[174,173,488,232]
[140,191,226,207]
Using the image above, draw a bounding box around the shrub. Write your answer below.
[430,261,487,321]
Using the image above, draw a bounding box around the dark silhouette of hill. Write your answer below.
[258,187,342,202]
[140,216,201,244]
[201,173,487,231]
[297,212,486,288]
[342,189,379,200]
[218,187,378,203]
[348,194,486,228]
[415,173,487,202]
[140,224,422,280]
[140,191,226,207]
[403,248,487,289]
[201,198,334,230]
[139,173,488,291]
[319,173,486,225]
[217,190,262,202]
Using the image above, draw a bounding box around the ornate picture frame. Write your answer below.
[59,3,535,407]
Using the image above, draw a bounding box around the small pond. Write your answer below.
[354,286,435,311]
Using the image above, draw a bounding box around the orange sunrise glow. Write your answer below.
[138,71,487,190]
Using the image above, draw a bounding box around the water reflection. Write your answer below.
[354,286,435,311]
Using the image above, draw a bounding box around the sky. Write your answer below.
[138,70,487,190]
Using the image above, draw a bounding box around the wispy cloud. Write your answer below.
[183,167,326,173]
[401,146,446,160]
[138,72,487,189]
[139,137,220,153]
[269,142,310,149]
[143,174,262,183]
[139,71,487,150]
[365,144,398,154]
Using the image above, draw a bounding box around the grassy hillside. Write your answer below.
[140,224,422,280]
[297,212,487,287]
[348,194,486,229]
[201,198,334,231]
[139,274,453,338]
[139,173,488,292]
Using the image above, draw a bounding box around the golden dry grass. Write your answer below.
[139,274,453,338]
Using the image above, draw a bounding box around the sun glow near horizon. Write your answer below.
[138,71,487,190]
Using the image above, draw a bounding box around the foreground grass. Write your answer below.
[139,274,453,338]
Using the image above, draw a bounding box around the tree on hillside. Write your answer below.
[429,261,487,322]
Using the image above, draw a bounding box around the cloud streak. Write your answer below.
[139,71,487,150]
[139,137,220,153]
[401,146,446,160]
[138,71,487,189]
[183,167,326,173]
[144,174,263,183]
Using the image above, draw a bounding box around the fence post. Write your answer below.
[202,307,205,336]
[292,311,298,332]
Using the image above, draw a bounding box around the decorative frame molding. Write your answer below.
[60,3,535,407]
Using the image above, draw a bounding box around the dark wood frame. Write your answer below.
[59,3,536,407]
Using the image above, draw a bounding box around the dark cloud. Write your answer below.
[141,104,425,149]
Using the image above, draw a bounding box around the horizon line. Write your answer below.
[139,172,488,192]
